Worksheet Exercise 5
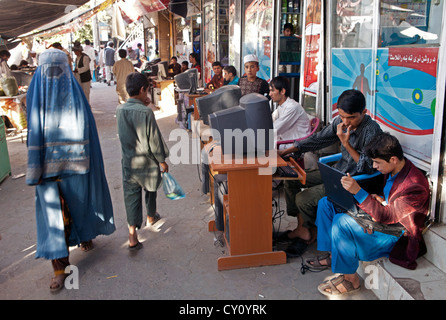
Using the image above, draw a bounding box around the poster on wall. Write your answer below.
[303,0,322,96]
[331,47,438,166]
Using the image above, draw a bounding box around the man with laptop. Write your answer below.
[309,132,430,296]
[277,89,382,255]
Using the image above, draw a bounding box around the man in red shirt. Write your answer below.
[205,61,224,93]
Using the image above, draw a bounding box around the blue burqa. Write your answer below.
[26,49,115,260]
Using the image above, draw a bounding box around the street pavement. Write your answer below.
[0,81,377,306]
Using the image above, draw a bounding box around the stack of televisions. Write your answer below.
[173,72,276,156]
[195,86,274,157]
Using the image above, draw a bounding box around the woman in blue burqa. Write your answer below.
[26,49,115,292]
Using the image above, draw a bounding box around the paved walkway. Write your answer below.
[0,82,377,304]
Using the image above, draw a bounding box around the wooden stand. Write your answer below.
[153,79,175,113]
[185,92,208,120]
[208,147,304,271]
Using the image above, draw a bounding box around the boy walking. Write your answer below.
[116,72,170,250]
[113,49,135,104]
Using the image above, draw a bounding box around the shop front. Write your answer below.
[324,0,445,222]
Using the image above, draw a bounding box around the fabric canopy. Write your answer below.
[0,0,189,49]
[0,0,91,46]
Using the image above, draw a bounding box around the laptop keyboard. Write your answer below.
[277,165,298,177]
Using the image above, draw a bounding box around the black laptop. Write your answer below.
[317,161,359,214]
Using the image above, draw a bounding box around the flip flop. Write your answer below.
[147,213,161,226]
[50,274,67,293]
[128,242,143,251]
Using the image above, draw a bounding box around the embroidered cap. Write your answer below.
[243,54,259,65]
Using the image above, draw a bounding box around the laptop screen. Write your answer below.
[317,161,358,214]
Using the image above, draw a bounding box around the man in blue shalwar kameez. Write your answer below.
[26,49,115,292]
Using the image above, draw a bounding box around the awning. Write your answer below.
[0,0,91,47]
[0,0,190,49]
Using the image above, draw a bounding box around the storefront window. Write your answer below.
[380,0,442,47]
[332,0,376,48]
[228,0,241,71]
[242,0,274,81]
[330,0,442,170]
[203,1,217,84]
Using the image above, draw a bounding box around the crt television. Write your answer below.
[239,93,274,154]
[209,93,274,156]
[174,68,198,91]
[196,85,241,125]
[157,61,168,79]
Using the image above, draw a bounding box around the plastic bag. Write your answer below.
[162,172,185,200]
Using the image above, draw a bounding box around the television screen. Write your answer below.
[239,93,274,154]
[174,68,198,91]
[209,106,254,156]
[196,85,241,125]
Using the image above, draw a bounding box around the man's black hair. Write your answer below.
[212,61,222,67]
[365,132,404,162]
[0,50,11,58]
[223,65,237,77]
[118,49,127,58]
[270,76,290,97]
[337,89,366,114]
[189,52,199,61]
[126,72,149,97]
[283,23,294,33]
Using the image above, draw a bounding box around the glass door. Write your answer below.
[203,0,217,84]
[242,0,274,82]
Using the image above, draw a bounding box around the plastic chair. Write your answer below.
[319,153,381,182]
[276,116,320,169]
[276,116,320,148]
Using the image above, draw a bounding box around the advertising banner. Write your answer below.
[332,47,438,165]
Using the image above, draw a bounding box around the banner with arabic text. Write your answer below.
[332,47,439,166]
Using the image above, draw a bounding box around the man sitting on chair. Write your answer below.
[270,76,311,150]
[277,89,382,256]
[309,132,430,297]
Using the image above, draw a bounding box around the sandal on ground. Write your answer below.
[306,253,331,270]
[147,213,161,226]
[317,274,361,297]
[50,274,67,293]
[285,238,308,258]
[80,240,94,252]
[128,242,143,251]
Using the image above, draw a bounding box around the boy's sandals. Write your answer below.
[147,213,161,226]
[317,274,361,297]
[50,273,67,293]
[128,241,143,251]
[306,253,331,270]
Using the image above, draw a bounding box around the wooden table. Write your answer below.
[208,146,305,271]
[153,79,175,113]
